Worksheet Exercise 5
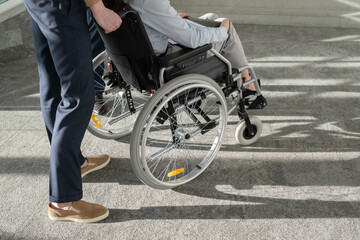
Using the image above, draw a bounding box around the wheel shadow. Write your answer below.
[101,156,360,222]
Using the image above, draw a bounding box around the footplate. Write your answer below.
[245,95,268,110]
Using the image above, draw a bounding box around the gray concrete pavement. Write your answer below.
[0,19,359,239]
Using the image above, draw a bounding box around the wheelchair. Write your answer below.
[87,9,267,189]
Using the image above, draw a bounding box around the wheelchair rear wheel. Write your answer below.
[130,74,227,189]
[87,51,149,139]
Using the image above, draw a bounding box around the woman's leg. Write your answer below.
[212,20,255,91]
[198,13,255,90]
[223,22,255,90]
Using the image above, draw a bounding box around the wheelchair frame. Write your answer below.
[87,9,268,189]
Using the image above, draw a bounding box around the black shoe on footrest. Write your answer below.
[242,79,262,97]
[247,95,268,110]
[243,89,257,98]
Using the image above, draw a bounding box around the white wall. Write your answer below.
[0,0,25,23]
[171,0,360,28]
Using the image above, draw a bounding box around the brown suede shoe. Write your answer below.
[48,200,109,223]
[81,154,110,178]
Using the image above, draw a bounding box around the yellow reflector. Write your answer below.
[91,114,102,128]
[167,168,184,178]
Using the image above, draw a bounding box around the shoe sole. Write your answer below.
[49,209,109,223]
[81,156,110,178]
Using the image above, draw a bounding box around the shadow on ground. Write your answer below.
[2,154,358,222]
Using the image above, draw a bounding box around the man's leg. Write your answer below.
[24,0,93,203]
[25,0,110,222]
[30,19,61,144]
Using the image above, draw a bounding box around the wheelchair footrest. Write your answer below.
[246,95,268,110]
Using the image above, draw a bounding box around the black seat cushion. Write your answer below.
[164,55,228,83]
[157,44,212,68]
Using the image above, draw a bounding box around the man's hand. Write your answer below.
[179,13,190,18]
[90,1,122,34]
[220,19,230,32]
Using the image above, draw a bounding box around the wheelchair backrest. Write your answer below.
[94,9,156,91]
[96,9,155,60]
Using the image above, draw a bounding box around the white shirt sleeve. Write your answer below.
[140,0,228,49]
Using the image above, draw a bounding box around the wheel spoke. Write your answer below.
[88,51,148,139]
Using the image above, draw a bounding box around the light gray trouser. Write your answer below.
[199,13,248,68]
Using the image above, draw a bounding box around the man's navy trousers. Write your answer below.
[23,0,95,203]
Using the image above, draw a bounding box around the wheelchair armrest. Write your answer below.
[157,44,212,68]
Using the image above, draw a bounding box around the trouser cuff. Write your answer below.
[49,191,83,203]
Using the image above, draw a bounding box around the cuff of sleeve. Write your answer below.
[219,27,229,40]
[84,0,100,7]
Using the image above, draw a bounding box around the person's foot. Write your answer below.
[241,76,256,91]
[232,71,256,91]
[48,200,109,223]
[240,69,256,91]
[94,93,107,115]
[242,78,262,98]
[245,82,256,91]
[81,154,110,178]
[243,89,257,98]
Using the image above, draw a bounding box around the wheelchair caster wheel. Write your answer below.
[235,116,263,145]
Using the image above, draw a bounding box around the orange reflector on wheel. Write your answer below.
[91,114,102,128]
[167,168,184,178]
